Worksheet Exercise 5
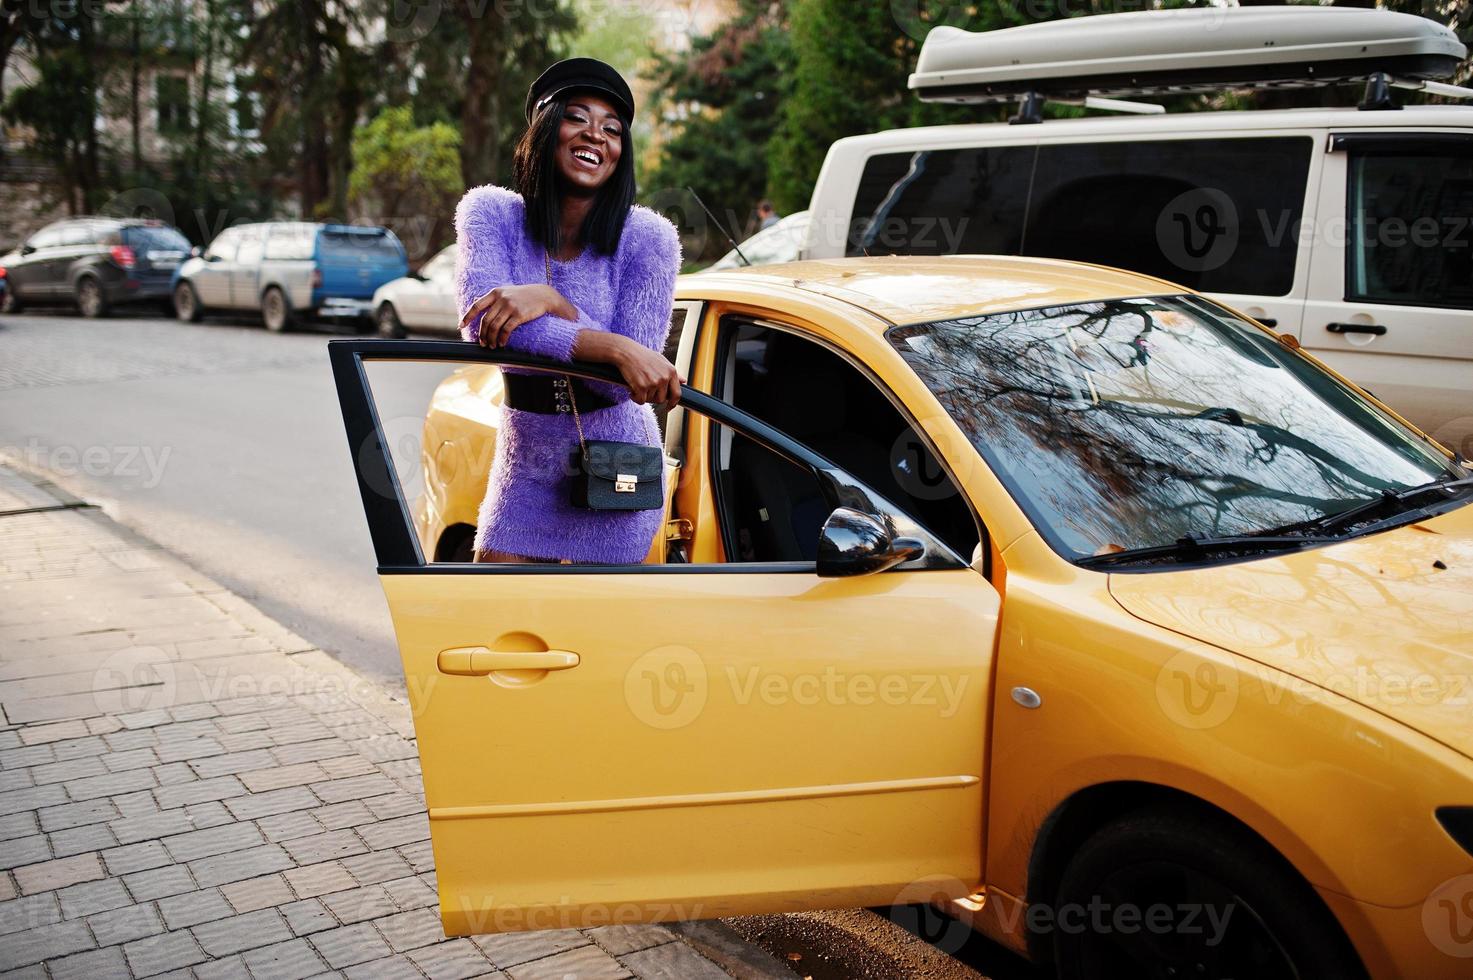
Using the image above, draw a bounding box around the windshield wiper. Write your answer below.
[1265,475,1473,539]
[1077,531,1339,569]
[1080,475,1473,569]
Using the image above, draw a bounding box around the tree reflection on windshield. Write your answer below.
[888,296,1454,558]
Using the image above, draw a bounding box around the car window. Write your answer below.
[848,146,1032,257]
[319,229,404,265]
[421,247,456,280]
[266,225,316,260]
[58,222,102,247]
[236,230,264,265]
[352,353,960,571]
[26,226,62,249]
[1029,137,1313,297]
[850,137,1314,298]
[206,229,242,262]
[714,319,981,561]
[123,225,191,253]
[1347,147,1473,310]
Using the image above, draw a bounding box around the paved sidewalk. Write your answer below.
[0,465,792,980]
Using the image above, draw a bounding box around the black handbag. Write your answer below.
[544,248,664,512]
[567,432,665,511]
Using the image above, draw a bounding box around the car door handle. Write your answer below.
[1326,322,1387,336]
[436,646,580,675]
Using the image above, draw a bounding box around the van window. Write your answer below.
[849,137,1314,298]
[848,146,1032,257]
[1030,137,1313,296]
[1347,149,1473,310]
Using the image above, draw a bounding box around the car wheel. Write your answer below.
[174,281,204,323]
[76,276,107,319]
[262,286,293,333]
[376,302,407,339]
[0,289,21,315]
[1052,811,1364,980]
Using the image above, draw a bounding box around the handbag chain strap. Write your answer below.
[544,248,658,459]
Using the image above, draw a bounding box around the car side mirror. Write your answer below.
[816,507,924,578]
[20,244,35,255]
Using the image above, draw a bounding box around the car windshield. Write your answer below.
[887,295,1463,560]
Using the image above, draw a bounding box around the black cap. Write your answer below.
[525,58,635,125]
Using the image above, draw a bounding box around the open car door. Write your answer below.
[330,340,1001,934]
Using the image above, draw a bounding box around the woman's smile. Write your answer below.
[557,97,622,189]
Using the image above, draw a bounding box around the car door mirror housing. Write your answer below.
[20,244,35,255]
[816,507,925,577]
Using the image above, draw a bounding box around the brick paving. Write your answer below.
[0,465,792,979]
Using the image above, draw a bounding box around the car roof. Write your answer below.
[681,254,1179,325]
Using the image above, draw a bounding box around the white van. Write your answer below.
[803,6,1473,456]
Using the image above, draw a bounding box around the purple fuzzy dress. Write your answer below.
[453,184,682,563]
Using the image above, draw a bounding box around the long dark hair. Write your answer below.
[513,93,636,256]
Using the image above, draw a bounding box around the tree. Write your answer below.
[646,0,794,263]
[349,104,462,263]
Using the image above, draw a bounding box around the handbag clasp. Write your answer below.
[615,474,638,493]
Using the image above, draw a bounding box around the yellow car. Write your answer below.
[330,256,1473,980]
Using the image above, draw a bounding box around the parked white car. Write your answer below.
[372,244,458,337]
[707,211,811,271]
[802,5,1473,456]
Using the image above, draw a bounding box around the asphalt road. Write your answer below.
[0,307,445,683]
[0,305,1047,980]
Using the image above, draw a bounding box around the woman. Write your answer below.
[454,58,682,565]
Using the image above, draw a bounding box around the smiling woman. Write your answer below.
[453,58,683,567]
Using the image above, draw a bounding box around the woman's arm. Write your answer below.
[453,186,598,361]
[571,209,683,405]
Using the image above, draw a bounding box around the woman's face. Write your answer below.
[555,94,624,194]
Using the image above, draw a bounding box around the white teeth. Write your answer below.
[573,149,600,166]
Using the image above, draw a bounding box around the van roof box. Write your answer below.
[909,6,1467,104]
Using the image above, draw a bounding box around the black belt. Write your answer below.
[502,372,618,414]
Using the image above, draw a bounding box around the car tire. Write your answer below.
[0,289,21,315]
[1052,810,1365,980]
[76,276,107,319]
[262,286,294,333]
[174,281,204,323]
[376,302,407,339]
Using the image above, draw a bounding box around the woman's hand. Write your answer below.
[462,284,576,348]
[573,332,681,406]
[613,338,682,406]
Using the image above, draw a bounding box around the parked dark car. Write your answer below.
[0,217,192,317]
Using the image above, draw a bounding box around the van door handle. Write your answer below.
[1326,322,1387,336]
[436,647,580,675]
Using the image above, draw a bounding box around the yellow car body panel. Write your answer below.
[389,256,1472,975]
